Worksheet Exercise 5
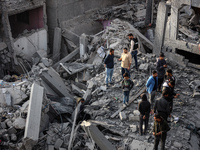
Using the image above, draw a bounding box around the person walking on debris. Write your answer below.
[146,70,158,105]
[154,90,171,121]
[156,52,167,92]
[104,48,114,87]
[162,80,179,112]
[166,69,175,85]
[121,72,134,106]
[153,114,170,150]
[138,93,151,135]
[118,48,132,78]
[128,33,139,70]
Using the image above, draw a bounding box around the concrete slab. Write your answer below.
[24,83,44,149]
[39,67,73,99]
[129,139,154,150]
[81,121,116,150]
[53,27,61,62]
[0,42,7,51]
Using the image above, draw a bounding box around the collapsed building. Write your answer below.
[0,0,200,150]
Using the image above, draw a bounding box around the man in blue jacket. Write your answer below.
[146,70,158,105]
[104,49,114,87]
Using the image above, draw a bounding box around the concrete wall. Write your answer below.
[46,0,125,51]
[13,29,47,60]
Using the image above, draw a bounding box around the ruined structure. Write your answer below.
[154,0,200,68]
[0,0,47,77]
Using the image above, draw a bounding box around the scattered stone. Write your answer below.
[119,112,127,121]
[54,138,63,149]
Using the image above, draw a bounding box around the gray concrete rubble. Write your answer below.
[0,0,200,150]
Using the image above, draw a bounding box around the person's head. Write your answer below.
[128,33,134,39]
[123,48,128,54]
[152,70,158,77]
[110,48,114,55]
[166,69,172,76]
[123,72,129,79]
[168,80,175,88]
[159,52,165,60]
[162,89,169,97]
[140,93,147,101]
[154,114,162,123]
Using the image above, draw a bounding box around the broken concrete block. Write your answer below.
[100,86,107,91]
[13,117,26,129]
[80,33,89,62]
[6,120,13,128]
[173,141,182,149]
[54,138,63,149]
[133,110,140,116]
[48,145,54,150]
[130,125,137,132]
[0,42,7,51]
[139,63,149,71]
[11,134,17,141]
[119,112,127,121]
[39,67,73,99]
[1,122,7,129]
[3,90,11,106]
[129,114,140,121]
[24,83,44,149]
[129,139,154,150]
[59,148,66,150]
[7,127,17,134]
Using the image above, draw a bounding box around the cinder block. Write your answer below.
[119,112,127,121]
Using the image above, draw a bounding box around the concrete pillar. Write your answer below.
[81,121,116,150]
[24,83,44,149]
[145,0,153,26]
[53,27,62,62]
[80,33,88,62]
[153,2,169,56]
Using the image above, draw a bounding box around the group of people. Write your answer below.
[139,53,179,150]
[104,33,179,150]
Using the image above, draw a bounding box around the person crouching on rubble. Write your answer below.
[121,72,134,106]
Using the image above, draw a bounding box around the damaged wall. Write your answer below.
[46,0,126,51]
[13,29,48,61]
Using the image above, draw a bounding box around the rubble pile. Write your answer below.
[91,0,148,28]
[178,5,200,44]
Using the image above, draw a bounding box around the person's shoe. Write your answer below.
[106,84,109,88]
[123,104,127,107]
[125,102,129,105]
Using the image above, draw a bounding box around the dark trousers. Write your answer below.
[139,115,149,135]
[154,135,166,150]
[158,78,164,91]
[131,50,138,69]
[121,67,130,79]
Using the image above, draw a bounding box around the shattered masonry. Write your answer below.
[0,0,200,150]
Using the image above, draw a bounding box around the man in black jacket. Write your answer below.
[154,90,171,121]
[166,69,175,84]
[156,53,167,91]
[162,80,179,112]
[153,114,170,150]
[104,49,114,87]
[138,93,151,135]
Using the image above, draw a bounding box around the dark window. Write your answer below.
[17,11,29,24]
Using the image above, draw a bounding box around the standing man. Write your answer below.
[162,80,179,112]
[156,52,167,91]
[138,93,151,135]
[104,49,114,87]
[154,90,171,121]
[118,48,132,79]
[146,70,158,105]
[128,33,139,70]
[121,72,134,106]
[153,114,170,150]
[166,69,175,84]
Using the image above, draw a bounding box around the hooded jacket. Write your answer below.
[138,94,151,116]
